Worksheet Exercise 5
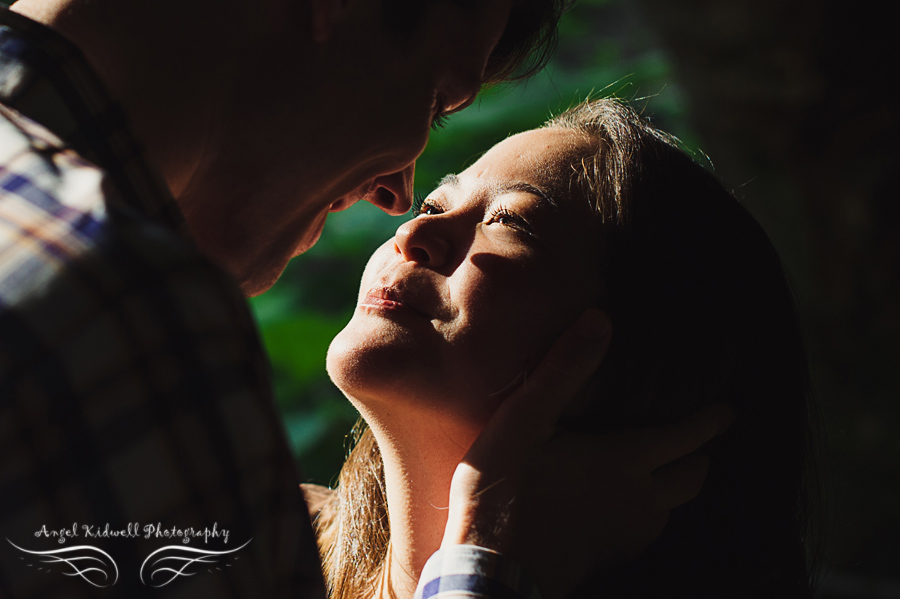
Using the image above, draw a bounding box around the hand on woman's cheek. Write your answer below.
[442,309,734,599]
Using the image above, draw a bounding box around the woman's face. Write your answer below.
[327,127,603,427]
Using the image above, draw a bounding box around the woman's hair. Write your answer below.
[313,98,821,598]
[312,422,389,599]
[547,99,822,596]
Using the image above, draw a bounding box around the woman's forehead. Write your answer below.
[462,127,595,193]
[446,128,595,218]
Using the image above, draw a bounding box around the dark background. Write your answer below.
[250,0,899,596]
[2,0,892,593]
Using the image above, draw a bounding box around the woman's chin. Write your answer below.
[325,318,525,432]
[326,323,431,404]
[324,328,373,400]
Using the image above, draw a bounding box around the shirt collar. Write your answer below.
[0,7,187,235]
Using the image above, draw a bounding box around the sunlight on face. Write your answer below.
[327,127,603,431]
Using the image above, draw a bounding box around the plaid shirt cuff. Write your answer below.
[414,545,541,599]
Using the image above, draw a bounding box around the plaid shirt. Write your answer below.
[0,9,324,597]
[415,546,539,599]
[0,9,537,599]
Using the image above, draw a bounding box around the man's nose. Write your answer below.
[365,164,415,216]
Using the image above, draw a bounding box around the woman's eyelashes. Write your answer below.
[411,193,440,216]
[488,205,534,237]
[411,196,536,239]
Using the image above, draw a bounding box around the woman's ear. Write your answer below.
[309,0,356,43]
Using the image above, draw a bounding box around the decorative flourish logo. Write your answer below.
[6,539,119,588]
[8,524,249,588]
[139,539,252,588]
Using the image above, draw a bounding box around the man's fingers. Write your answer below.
[642,403,735,467]
[651,452,711,513]
[502,308,611,426]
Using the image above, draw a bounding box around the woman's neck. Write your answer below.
[365,412,478,599]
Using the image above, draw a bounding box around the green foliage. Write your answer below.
[250,0,697,485]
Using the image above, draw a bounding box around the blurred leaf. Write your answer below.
[258,314,348,392]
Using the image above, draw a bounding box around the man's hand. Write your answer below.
[441,309,734,598]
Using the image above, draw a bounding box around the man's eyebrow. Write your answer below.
[496,181,558,209]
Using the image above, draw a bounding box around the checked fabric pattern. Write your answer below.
[0,9,324,597]
[415,546,540,599]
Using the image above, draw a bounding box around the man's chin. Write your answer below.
[228,205,330,297]
[240,270,282,297]
[241,229,326,297]
[292,227,324,259]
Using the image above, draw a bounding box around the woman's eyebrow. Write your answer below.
[438,174,557,209]
[439,173,460,188]
[495,181,558,209]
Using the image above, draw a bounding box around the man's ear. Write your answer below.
[309,0,356,43]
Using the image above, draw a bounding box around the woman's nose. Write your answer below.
[394,216,452,268]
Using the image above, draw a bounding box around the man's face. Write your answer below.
[183,0,514,296]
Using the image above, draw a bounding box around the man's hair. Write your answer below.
[383,0,575,84]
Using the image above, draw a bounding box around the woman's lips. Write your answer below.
[361,286,431,318]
